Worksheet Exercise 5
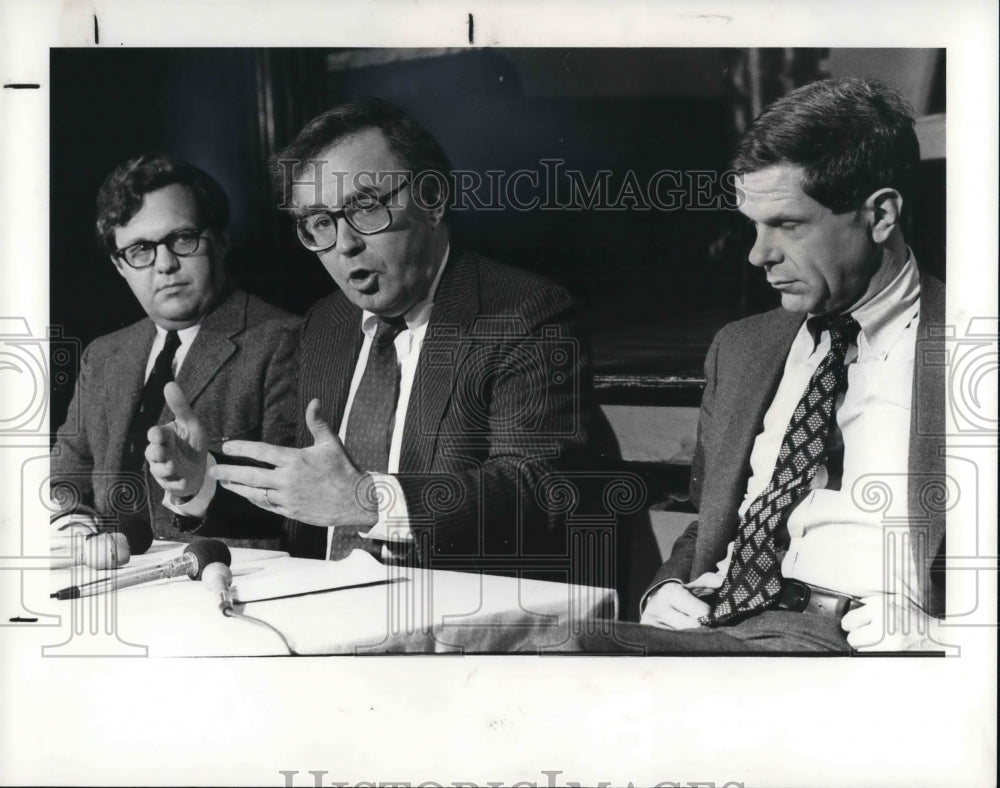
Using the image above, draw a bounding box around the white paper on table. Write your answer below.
[118,541,288,570]
[231,550,396,604]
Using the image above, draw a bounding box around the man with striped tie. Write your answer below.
[148,100,590,577]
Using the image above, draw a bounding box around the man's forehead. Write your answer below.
[115,183,200,236]
[738,164,820,217]
[290,129,404,204]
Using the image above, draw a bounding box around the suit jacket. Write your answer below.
[649,274,947,616]
[285,248,591,570]
[51,288,300,544]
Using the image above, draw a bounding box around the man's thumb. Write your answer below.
[163,381,196,422]
[305,398,336,445]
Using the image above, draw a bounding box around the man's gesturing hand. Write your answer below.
[146,382,209,500]
[640,581,710,630]
[209,398,380,528]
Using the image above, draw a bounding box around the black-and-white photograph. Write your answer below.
[1,1,996,786]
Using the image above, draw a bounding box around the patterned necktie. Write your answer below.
[704,313,861,625]
[331,315,407,561]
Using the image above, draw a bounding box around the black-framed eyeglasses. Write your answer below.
[295,178,410,253]
[114,227,208,269]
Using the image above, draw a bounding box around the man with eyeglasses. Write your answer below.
[50,153,299,546]
[149,99,590,575]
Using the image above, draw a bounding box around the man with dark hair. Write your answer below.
[575,77,944,653]
[149,99,589,573]
[51,153,299,546]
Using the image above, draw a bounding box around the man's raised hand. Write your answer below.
[209,398,380,528]
[145,381,209,500]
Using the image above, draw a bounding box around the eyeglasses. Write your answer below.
[114,227,208,269]
[295,179,409,253]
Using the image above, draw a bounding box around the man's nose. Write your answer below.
[334,217,365,256]
[747,226,782,268]
[153,243,182,274]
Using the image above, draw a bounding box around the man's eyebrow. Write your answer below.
[746,212,808,226]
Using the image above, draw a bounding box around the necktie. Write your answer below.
[119,330,181,513]
[704,313,861,625]
[331,316,407,561]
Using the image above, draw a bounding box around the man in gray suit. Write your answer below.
[575,78,946,653]
[51,154,299,546]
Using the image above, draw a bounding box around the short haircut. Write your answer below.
[95,153,230,256]
[270,97,451,212]
[732,77,920,213]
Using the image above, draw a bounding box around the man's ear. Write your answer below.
[110,256,127,277]
[425,202,446,228]
[865,188,903,244]
[213,228,231,260]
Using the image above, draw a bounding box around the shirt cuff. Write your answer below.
[162,454,217,517]
[361,473,412,543]
[639,578,684,615]
[49,510,99,534]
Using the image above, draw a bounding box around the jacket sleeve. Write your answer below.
[49,342,98,517]
[645,331,721,589]
[186,320,300,541]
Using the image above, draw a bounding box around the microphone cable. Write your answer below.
[220,604,298,656]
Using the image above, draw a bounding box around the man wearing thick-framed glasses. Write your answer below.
[149,99,591,576]
[50,153,299,547]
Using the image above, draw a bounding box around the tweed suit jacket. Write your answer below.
[648,274,947,616]
[51,288,300,543]
[285,248,591,569]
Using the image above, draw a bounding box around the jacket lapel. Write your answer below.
[399,249,479,473]
[105,320,156,470]
[174,289,244,409]
[909,274,947,608]
[298,293,363,441]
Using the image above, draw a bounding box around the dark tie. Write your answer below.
[704,314,861,625]
[331,316,407,561]
[118,330,181,515]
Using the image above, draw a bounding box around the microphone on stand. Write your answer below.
[201,562,234,613]
[50,539,231,600]
[49,532,131,571]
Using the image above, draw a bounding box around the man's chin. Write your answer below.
[778,292,818,314]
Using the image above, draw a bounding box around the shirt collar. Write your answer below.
[806,250,920,358]
[361,243,450,335]
[850,249,921,358]
[153,322,201,346]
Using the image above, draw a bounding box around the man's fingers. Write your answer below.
[222,439,293,467]
[305,398,337,445]
[840,602,874,633]
[664,583,711,618]
[218,480,277,511]
[210,462,275,489]
[163,381,196,422]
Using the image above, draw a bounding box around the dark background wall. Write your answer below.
[49,48,945,429]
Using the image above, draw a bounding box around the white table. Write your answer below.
[41,542,618,655]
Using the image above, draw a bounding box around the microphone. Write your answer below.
[49,532,131,571]
[50,539,231,600]
[110,515,154,555]
[201,562,234,613]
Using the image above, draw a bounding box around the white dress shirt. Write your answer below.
[325,246,450,558]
